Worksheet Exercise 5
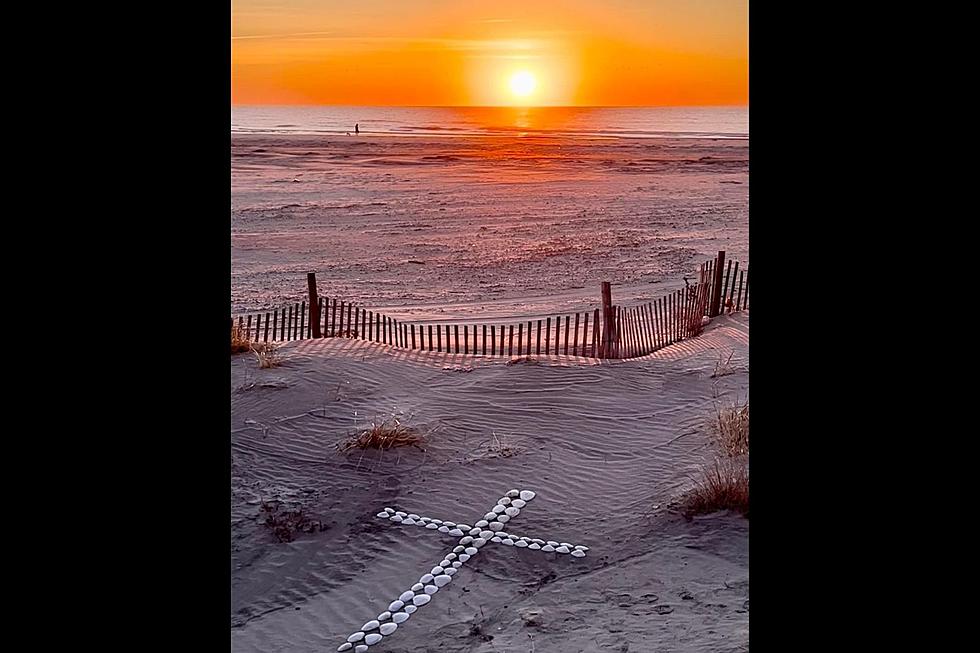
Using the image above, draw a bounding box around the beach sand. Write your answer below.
[231,312,749,652]
[231,134,747,321]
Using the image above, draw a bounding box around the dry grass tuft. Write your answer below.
[231,324,252,355]
[683,457,749,518]
[712,397,749,457]
[711,351,736,378]
[254,342,282,368]
[339,417,425,452]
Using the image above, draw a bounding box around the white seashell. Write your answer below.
[347,632,365,643]
[365,634,382,645]
[511,499,526,508]
[404,605,417,614]
[496,531,509,539]
[571,549,586,557]
[413,594,431,606]
[542,545,555,552]
[421,574,434,584]
[560,543,572,548]
[491,537,502,543]
[425,523,439,529]
[492,505,505,514]
[556,546,570,554]
[431,566,444,575]
[395,512,407,517]
[507,489,520,498]
[439,560,451,568]
[384,507,395,514]
[520,537,532,541]
[448,529,464,537]
[380,623,397,636]
[456,524,472,531]
[497,515,510,523]
[392,612,409,623]
[464,547,478,555]
[424,585,438,595]
[472,538,487,547]
[469,527,483,535]
[480,530,494,539]
[376,512,389,518]
[355,646,368,653]
[445,567,457,576]
[574,545,589,551]
[460,536,473,545]
[453,546,465,553]
[528,543,541,550]
[408,514,420,520]
[446,553,457,561]
[498,497,511,506]
[547,541,559,547]
[520,490,535,501]
[388,600,404,612]
[362,620,380,631]
[438,526,450,533]
[402,518,416,525]
[377,611,391,621]
[419,517,430,523]
[416,520,427,527]
[399,591,415,602]
[502,538,515,546]
[452,561,463,568]
[515,540,528,548]
[458,553,470,562]
[430,519,442,525]
[484,512,498,520]
[443,521,456,527]
[489,522,505,531]
[504,507,520,517]
[412,583,423,592]
[532,539,545,545]
[338,644,352,652]
[390,516,403,522]
[434,574,452,587]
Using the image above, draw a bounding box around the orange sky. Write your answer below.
[232,0,747,107]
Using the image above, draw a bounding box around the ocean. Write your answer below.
[232,105,747,140]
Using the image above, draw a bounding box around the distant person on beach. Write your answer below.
[355,123,359,134]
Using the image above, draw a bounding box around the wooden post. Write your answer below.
[526,321,532,355]
[508,324,514,356]
[491,325,496,356]
[499,324,505,355]
[517,323,523,355]
[308,274,321,337]
[727,262,740,313]
[743,268,749,309]
[582,312,589,356]
[536,320,542,355]
[483,324,487,355]
[736,270,745,310]
[709,250,726,317]
[599,282,616,358]
[454,324,460,353]
[573,313,580,355]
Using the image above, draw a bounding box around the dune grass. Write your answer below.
[231,324,252,355]
[339,416,425,452]
[682,398,749,518]
[253,342,282,368]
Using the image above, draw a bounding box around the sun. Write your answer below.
[509,71,537,99]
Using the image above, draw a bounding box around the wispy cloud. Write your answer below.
[232,31,338,41]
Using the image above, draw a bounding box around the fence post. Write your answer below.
[306,272,320,338]
[599,282,618,358]
[709,250,726,317]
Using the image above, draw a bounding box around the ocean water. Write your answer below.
[231,105,747,140]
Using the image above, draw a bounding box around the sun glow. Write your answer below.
[509,71,537,99]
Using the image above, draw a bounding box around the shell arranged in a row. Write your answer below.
[349,491,587,651]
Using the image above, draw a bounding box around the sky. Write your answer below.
[232,0,748,107]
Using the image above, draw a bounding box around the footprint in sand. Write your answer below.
[654,605,674,615]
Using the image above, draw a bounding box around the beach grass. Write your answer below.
[254,342,282,368]
[339,416,425,451]
[231,324,252,355]
[683,457,749,518]
[712,397,749,457]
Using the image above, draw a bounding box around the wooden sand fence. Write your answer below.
[231,252,748,360]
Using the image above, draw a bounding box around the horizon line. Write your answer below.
[231,103,749,109]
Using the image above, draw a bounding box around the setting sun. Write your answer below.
[509,71,537,99]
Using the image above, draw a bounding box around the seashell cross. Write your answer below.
[336,488,589,652]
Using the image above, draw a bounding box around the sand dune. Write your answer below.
[231,312,748,652]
